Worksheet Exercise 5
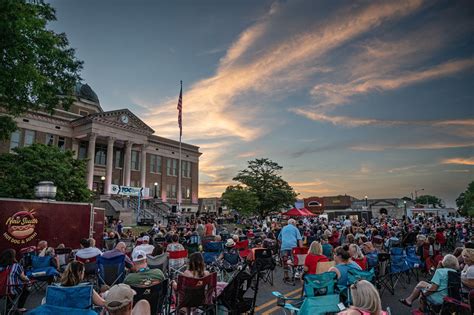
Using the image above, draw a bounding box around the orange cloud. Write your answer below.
[441,157,474,166]
[350,142,474,151]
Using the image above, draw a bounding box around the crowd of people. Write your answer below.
[0,213,473,314]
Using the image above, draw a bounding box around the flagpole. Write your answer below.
[178,80,182,216]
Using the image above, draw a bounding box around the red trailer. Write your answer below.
[0,198,105,254]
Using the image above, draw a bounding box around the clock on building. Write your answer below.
[120,114,129,124]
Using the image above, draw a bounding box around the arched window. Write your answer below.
[379,208,388,215]
[308,201,321,207]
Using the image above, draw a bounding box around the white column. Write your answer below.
[123,141,133,186]
[86,133,97,190]
[105,137,115,194]
[71,138,79,159]
[140,144,147,189]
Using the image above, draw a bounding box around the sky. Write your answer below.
[47,0,474,207]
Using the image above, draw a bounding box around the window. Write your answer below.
[115,150,123,168]
[78,142,87,160]
[9,131,20,152]
[95,144,107,165]
[57,137,66,150]
[150,155,162,173]
[45,134,55,146]
[166,158,178,176]
[24,130,35,146]
[131,150,140,171]
[182,187,191,199]
[79,110,89,116]
[166,184,176,198]
[182,161,191,178]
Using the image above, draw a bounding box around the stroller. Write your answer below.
[283,247,309,286]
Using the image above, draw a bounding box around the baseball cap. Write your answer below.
[132,250,147,262]
[225,239,235,248]
[105,284,136,311]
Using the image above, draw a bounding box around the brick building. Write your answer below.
[0,83,201,211]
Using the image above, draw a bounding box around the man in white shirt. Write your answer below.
[76,238,103,259]
[132,235,154,256]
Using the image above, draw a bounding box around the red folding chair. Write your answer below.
[75,255,99,284]
[175,272,217,315]
[235,240,250,259]
[168,249,188,279]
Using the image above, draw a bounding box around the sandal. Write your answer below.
[399,299,412,307]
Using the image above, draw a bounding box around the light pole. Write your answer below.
[154,182,158,199]
[404,200,407,217]
[100,176,106,194]
[364,195,368,207]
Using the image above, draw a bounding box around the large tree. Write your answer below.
[0,0,83,140]
[457,181,474,217]
[415,195,444,208]
[221,185,260,217]
[232,158,297,218]
[0,144,92,202]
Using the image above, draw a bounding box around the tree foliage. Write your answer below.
[415,195,444,208]
[0,0,83,139]
[0,144,93,202]
[221,185,260,217]
[232,158,297,218]
[457,181,474,217]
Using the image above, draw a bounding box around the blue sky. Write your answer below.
[48,0,474,206]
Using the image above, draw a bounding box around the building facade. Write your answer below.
[0,83,201,208]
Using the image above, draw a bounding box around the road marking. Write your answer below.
[254,287,301,313]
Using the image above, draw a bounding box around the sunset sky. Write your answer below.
[48,0,474,206]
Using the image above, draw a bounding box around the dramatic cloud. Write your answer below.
[441,157,474,166]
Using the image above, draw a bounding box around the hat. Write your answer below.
[142,235,150,242]
[132,250,147,262]
[225,239,235,247]
[105,284,136,311]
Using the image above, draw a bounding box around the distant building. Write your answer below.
[352,198,415,219]
[198,197,225,215]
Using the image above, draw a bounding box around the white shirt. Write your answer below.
[132,244,155,256]
[344,219,352,227]
[76,247,103,259]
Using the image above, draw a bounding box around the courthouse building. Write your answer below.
[0,83,201,208]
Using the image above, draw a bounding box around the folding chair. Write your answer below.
[97,255,126,287]
[405,245,422,282]
[440,271,471,315]
[175,272,217,315]
[26,255,60,292]
[168,249,188,279]
[147,253,169,276]
[0,266,26,315]
[203,241,223,265]
[55,248,73,271]
[345,268,376,304]
[28,284,97,314]
[75,255,99,285]
[315,261,335,274]
[131,279,169,315]
[284,247,308,286]
[376,253,394,295]
[235,240,251,259]
[103,239,116,251]
[254,248,276,286]
[217,266,255,315]
[389,247,410,290]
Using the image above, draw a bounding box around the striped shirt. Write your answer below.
[1,263,25,295]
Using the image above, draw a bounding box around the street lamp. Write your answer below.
[100,176,105,194]
[404,200,407,217]
[35,181,57,200]
[154,182,158,199]
[364,196,368,207]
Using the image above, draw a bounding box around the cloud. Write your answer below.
[350,142,474,151]
[441,157,474,166]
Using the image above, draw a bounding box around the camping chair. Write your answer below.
[217,266,255,315]
[376,253,394,295]
[235,240,251,259]
[254,248,276,286]
[389,247,410,290]
[201,236,216,249]
[284,247,308,286]
[220,249,242,282]
[28,284,97,314]
[405,245,422,282]
[315,261,335,274]
[168,249,188,279]
[55,248,73,271]
[440,271,471,315]
[103,239,116,251]
[19,246,37,270]
[75,255,99,285]
[26,255,60,292]
[0,266,34,315]
[147,253,169,275]
[203,241,223,265]
[97,255,126,287]
[175,272,217,315]
[119,239,134,257]
[345,268,376,305]
[131,279,169,315]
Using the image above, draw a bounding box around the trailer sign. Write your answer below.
[4,209,38,244]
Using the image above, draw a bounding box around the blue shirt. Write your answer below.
[278,224,302,251]
[427,268,456,305]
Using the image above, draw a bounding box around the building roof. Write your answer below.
[75,83,100,104]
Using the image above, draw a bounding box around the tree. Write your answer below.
[415,195,444,208]
[0,144,93,202]
[0,0,83,140]
[457,181,474,217]
[221,185,260,217]
[232,158,297,218]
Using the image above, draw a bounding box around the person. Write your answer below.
[171,252,210,291]
[279,219,303,280]
[104,283,151,315]
[349,244,367,270]
[304,241,329,275]
[205,219,215,236]
[247,238,265,262]
[123,250,165,286]
[116,220,123,236]
[321,235,333,259]
[102,242,133,269]
[132,236,154,256]
[196,220,205,239]
[60,261,105,307]
[460,248,474,291]
[76,238,103,259]
[399,254,459,308]
[338,280,386,315]
[329,246,361,291]
[0,249,30,312]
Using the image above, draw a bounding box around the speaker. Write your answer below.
[171,205,177,213]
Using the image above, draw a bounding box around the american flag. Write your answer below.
[177,81,182,137]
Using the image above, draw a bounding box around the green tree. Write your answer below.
[232,158,297,218]
[415,195,444,208]
[0,0,83,140]
[221,185,260,217]
[0,144,93,202]
[457,181,474,217]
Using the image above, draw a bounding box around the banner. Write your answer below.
[111,185,149,197]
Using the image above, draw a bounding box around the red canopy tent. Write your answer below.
[300,208,317,216]
[282,207,315,217]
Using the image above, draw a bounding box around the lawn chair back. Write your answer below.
[104,239,116,251]
[446,271,462,301]
[348,268,375,284]
[292,247,309,266]
[217,267,255,314]
[20,246,37,269]
[176,273,217,312]
[75,255,99,276]
[254,248,276,272]
[147,253,168,273]
[203,242,223,265]
[45,284,94,309]
[303,271,337,297]
[235,239,250,258]
[315,261,335,274]
[97,255,125,286]
[0,266,10,296]
[55,248,73,270]
[131,279,169,315]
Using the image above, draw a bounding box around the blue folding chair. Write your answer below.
[203,241,223,265]
[26,256,59,292]
[345,268,376,304]
[28,284,98,314]
[390,247,410,290]
[97,255,125,287]
[405,245,422,282]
